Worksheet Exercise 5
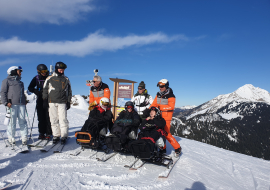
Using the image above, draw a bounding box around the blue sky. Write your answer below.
[0,0,269,107]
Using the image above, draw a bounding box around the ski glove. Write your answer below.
[66,102,71,110]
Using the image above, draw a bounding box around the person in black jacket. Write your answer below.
[111,101,141,144]
[81,97,113,137]
[28,64,52,140]
[138,106,167,150]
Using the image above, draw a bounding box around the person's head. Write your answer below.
[37,64,49,76]
[7,66,23,77]
[93,75,102,87]
[100,97,110,110]
[149,106,160,118]
[55,62,67,75]
[125,101,134,112]
[157,79,169,92]
[138,81,145,94]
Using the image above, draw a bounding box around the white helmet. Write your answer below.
[7,66,23,75]
[100,97,110,110]
[157,79,169,88]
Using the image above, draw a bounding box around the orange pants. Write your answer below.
[164,120,180,150]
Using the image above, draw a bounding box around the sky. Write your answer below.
[0,0,269,107]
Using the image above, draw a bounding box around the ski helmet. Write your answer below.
[100,97,110,110]
[149,106,161,117]
[37,64,48,74]
[55,62,67,75]
[157,79,169,88]
[125,101,134,110]
[7,66,23,76]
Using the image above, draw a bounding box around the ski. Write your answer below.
[17,144,29,153]
[158,156,180,178]
[69,147,82,156]
[5,140,21,152]
[0,182,12,190]
[53,138,69,153]
[36,139,50,148]
[96,150,118,162]
[124,158,140,168]
[130,159,146,170]
[40,140,59,152]
[27,139,43,147]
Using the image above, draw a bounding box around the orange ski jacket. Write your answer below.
[150,88,175,121]
[89,82,110,104]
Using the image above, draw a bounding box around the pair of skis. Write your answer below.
[5,140,29,153]
[28,138,50,148]
[40,137,69,153]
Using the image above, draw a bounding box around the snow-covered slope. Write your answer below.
[0,102,270,189]
[187,84,270,119]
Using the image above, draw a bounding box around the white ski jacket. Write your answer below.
[131,90,153,115]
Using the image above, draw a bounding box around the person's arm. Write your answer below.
[146,95,154,109]
[67,79,72,102]
[150,95,158,108]
[104,87,110,100]
[42,77,50,100]
[89,90,94,104]
[0,79,9,106]
[154,117,166,129]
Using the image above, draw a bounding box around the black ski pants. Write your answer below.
[36,99,52,136]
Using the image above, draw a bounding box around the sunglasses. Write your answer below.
[93,81,100,83]
[138,88,143,90]
[40,70,48,74]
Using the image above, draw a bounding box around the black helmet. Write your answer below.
[37,64,48,71]
[55,62,67,70]
[125,101,134,110]
[55,62,67,75]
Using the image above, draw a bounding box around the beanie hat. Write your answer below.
[138,81,145,89]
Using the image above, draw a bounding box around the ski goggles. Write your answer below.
[40,70,48,74]
[126,105,133,109]
[157,82,166,88]
[101,101,110,106]
[138,88,143,90]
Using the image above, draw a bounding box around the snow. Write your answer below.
[1,100,270,189]
[218,112,243,120]
[71,95,89,110]
[187,84,270,119]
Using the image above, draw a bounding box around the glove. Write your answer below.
[66,102,70,110]
[88,101,97,111]
[43,99,48,109]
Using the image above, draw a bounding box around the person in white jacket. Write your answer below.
[131,81,153,120]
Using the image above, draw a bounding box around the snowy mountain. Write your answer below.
[172,84,270,160]
[0,102,270,189]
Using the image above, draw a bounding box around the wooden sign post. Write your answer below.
[109,78,137,120]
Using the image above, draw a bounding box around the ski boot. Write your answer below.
[22,136,28,145]
[61,137,67,144]
[38,134,45,140]
[44,135,51,140]
[160,148,167,155]
[53,137,60,144]
[174,147,182,157]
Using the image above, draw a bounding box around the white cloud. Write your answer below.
[0,58,22,66]
[0,31,190,57]
[0,0,95,24]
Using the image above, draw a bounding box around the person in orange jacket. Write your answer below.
[150,79,181,156]
[89,75,110,107]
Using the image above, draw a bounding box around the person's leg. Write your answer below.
[7,105,18,143]
[164,120,181,150]
[44,106,52,137]
[49,103,61,137]
[58,103,69,138]
[36,100,46,137]
[17,105,28,143]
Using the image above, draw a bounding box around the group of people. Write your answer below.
[79,79,181,156]
[1,62,72,145]
[1,62,181,155]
